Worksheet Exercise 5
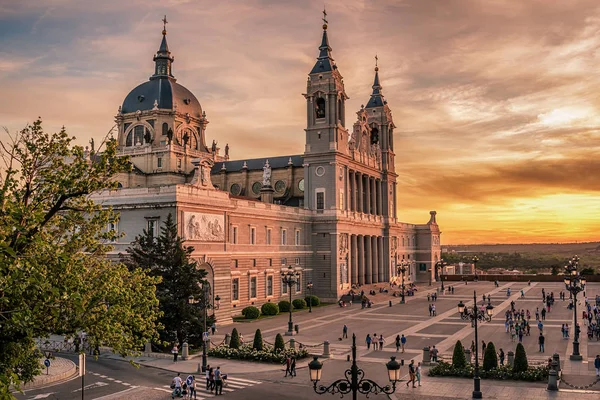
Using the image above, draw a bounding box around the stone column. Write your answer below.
[349,171,354,211]
[377,180,383,216]
[358,235,365,285]
[357,173,363,213]
[371,236,378,283]
[371,178,376,215]
[378,237,385,282]
[351,235,358,285]
[365,175,371,215]
[365,235,372,284]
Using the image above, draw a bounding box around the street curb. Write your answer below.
[22,357,78,390]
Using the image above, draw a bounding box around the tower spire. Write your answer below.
[366,55,384,108]
[310,8,335,74]
[152,15,174,79]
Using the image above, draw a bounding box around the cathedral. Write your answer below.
[94,16,441,324]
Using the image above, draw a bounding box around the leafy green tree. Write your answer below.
[483,342,498,370]
[252,329,263,351]
[274,333,285,352]
[230,328,240,349]
[125,213,211,348]
[580,267,596,275]
[0,120,160,396]
[452,340,467,368]
[513,343,528,372]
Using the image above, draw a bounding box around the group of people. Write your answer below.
[365,333,387,350]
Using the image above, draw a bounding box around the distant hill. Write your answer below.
[442,242,600,255]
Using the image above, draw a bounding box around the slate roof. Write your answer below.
[366,69,385,108]
[211,155,303,174]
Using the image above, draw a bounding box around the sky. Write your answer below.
[1,0,599,245]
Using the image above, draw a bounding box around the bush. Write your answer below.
[261,302,279,316]
[292,299,307,309]
[274,333,285,352]
[452,340,467,369]
[278,300,291,313]
[230,328,240,349]
[241,306,260,319]
[428,361,548,381]
[252,329,263,351]
[208,343,308,363]
[483,342,498,371]
[513,343,528,373]
[305,295,320,307]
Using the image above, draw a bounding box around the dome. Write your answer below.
[121,78,203,118]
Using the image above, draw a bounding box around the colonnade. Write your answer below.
[348,170,385,215]
[348,234,388,285]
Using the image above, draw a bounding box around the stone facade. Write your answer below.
[92,18,441,325]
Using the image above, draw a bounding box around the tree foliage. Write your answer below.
[0,120,160,396]
[252,329,263,351]
[274,333,285,352]
[452,340,467,369]
[513,343,528,373]
[124,213,211,348]
[230,328,240,349]
[483,342,498,371]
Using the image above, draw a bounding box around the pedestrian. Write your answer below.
[205,365,211,391]
[291,357,297,377]
[499,348,505,365]
[209,367,215,392]
[284,356,292,377]
[565,323,570,338]
[487,294,491,303]
[172,343,179,362]
[343,324,348,339]
[171,373,183,399]
[406,360,416,388]
[378,334,385,350]
[400,334,406,353]
[427,294,431,302]
[214,367,223,395]
[471,340,475,354]
[431,345,439,362]
[518,329,523,343]
[539,333,545,352]
[366,334,372,350]
[416,362,422,387]
[561,324,566,339]
[428,304,432,317]
[395,335,401,352]
[481,341,486,358]
[186,375,196,400]
[594,355,600,377]
[373,333,378,350]
[541,308,547,321]
[432,304,436,316]
[211,323,217,335]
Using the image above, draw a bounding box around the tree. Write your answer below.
[580,267,596,275]
[230,328,240,349]
[0,120,160,396]
[274,333,285,352]
[452,340,467,368]
[513,343,528,373]
[551,266,560,275]
[252,329,263,351]
[482,342,498,370]
[125,213,211,348]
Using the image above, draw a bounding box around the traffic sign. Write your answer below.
[203,332,209,341]
[186,375,193,386]
[44,359,51,368]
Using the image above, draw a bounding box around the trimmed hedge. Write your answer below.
[252,329,263,351]
[513,343,528,373]
[278,300,291,313]
[292,299,307,309]
[452,340,467,369]
[305,295,320,307]
[230,328,240,349]
[429,361,548,381]
[274,333,285,352]
[209,344,308,363]
[261,302,279,316]
[483,342,498,371]
[242,306,260,320]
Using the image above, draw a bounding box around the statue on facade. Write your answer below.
[144,129,152,145]
[167,128,173,144]
[89,138,95,153]
[262,159,272,187]
[211,139,217,153]
[182,131,189,147]
[225,143,229,157]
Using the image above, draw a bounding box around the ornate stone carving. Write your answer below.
[262,159,272,187]
[339,233,349,257]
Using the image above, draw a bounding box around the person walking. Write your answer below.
[594,355,600,377]
[291,357,297,377]
[366,334,372,350]
[481,341,486,358]
[428,304,432,317]
[539,333,545,352]
[343,324,348,339]
[499,348,505,365]
[406,360,416,388]
[431,345,439,362]
[432,304,436,316]
[518,329,523,343]
[561,324,566,339]
[395,335,401,352]
[172,343,179,363]
[416,362,422,387]
[378,334,385,350]
[186,375,196,400]
[171,373,183,399]
[284,356,292,377]
[214,367,223,395]
[211,323,217,335]
[400,334,407,353]
[205,365,211,391]
[541,307,546,320]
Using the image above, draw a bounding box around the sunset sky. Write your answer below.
[1,0,599,244]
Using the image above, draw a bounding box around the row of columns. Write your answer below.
[348,170,384,215]
[349,235,388,286]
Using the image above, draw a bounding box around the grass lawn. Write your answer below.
[232,303,334,322]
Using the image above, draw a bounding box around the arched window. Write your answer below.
[126,132,133,147]
[162,123,169,136]
[134,125,144,145]
[190,132,198,150]
[370,126,379,145]
[315,97,326,119]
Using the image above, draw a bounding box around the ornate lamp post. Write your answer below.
[435,260,448,292]
[457,291,494,399]
[396,260,410,304]
[564,255,586,361]
[472,256,479,281]
[308,334,400,400]
[281,265,301,335]
[306,281,314,313]
[187,280,220,372]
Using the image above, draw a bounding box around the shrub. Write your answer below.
[261,302,279,316]
[230,328,240,349]
[428,361,548,382]
[208,343,309,363]
[274,333,285,352]
[242,306,260,319]
[278,300,291,312]
[452,340,467,369]
[252,329,263,351]
[513,343,528,373]
[305,295,320,307]
[292,299,307,309]
[483,342,498,371]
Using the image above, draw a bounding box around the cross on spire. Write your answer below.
[162,15,168,34]
[375,54,378,67]
[322,7,328,25]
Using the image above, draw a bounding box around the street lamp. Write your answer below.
[472,256,479,281]
[307,281,314,313]
[435,260,448,292]
[457,291,494,399]
[308,334,400,400]
[396,260,410,304]
[187,281,220,373]
[564,255,585,361]
[281,265,301,336]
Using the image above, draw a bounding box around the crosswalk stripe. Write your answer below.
[225,384,247,389]
[122,382,131,386]
[154,387,172,393]
[225,377,261,384]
